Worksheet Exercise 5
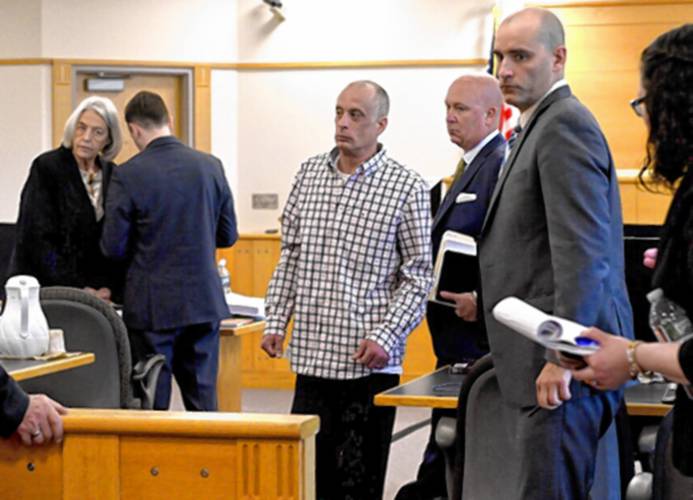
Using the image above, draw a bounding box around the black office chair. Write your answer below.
[626,410,693,500]
[434,353,494,500]
[439,353,622,499]
[19,286,163,409]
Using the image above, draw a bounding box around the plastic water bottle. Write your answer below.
[647,288,693,343]
[647,288,693,398]
[218,259,231,295]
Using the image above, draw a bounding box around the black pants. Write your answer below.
[292,373,399,500]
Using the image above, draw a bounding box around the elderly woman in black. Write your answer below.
[11,96,123,301]
[572,24,693,475]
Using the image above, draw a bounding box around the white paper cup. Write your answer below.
[48,329,66,354]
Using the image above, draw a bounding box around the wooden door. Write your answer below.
[75,72,185,165]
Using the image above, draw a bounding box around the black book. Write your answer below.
[429,231,477,307]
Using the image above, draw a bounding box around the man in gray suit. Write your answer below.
[478,8,633,498]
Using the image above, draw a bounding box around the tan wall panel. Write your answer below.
[0,442,62,499]
[120,437,237,499]
[75,72,184,164]
[63,435,120,499]
[194,65,211,153]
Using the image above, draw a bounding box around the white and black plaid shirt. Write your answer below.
[265,146,432,380]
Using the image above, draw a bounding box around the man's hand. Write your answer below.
[439,291,477,321]
[643,247,658,269]
[15,395,67,446]
[352,339,389,370]
[84,287,112,302]
[536,363,572,409]
[261,334,285,358]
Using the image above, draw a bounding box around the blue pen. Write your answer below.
[574,337,600,348]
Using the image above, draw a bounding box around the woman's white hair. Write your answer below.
[62,96,122,163]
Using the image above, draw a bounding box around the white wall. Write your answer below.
[41,0,237,61]
[237,0,494,62]
[0,65,52,221]
[233,0,495,231]
[211,69,239,198]
[235,66,486,232]
[0,0,42,58]
[0,0,496,229]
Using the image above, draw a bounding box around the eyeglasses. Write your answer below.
[630,96,647,118]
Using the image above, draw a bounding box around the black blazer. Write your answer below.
[0,367,28,437]
[427,133,505,362]
[11,146,122,298]
[651,169,693,475]
[101,136,238,331]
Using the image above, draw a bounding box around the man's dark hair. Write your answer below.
[125,91,170,129]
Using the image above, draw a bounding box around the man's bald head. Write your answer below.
[445,73,503,150]
[502,8,565,52]
[494,7,567,110]
[340,80,390,119]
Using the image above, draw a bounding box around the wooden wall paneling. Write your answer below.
[553,2,693,170]
[401,319,436,382]
[120,437,237,499]
[194,65,211,153]
[52,61,73,148]
[0,442,62,499]
[63,435,120,499]
[619,182,638,224]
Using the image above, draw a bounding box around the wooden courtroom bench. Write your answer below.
[0,409,318,499]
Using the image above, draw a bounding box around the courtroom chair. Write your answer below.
[19,286,163,409]
[626,410,693,500]
[434,353,494,500]
[455,362,621,499]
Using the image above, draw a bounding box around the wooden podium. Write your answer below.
[0,409,318,499]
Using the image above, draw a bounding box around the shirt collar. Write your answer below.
[462,130,500,165]
[328,143,387,177]
[519,79,568,129]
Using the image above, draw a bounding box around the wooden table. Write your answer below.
[217,318,266,412]
[0,353,95,382]
[374,366,462,409]
[375,366,673,417]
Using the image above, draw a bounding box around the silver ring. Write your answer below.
[31,429,42,438]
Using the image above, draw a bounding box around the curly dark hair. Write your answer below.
[638,24,693,189]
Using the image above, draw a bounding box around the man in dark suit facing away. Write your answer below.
[477,8,632,499]
[398,74,506,500]
[101,91,238,411]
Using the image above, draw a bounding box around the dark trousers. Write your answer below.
[292,373,399,500]
[130,321,220,411]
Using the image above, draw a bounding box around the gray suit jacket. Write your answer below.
[479,85,633,407]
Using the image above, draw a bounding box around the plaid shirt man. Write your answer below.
[265,145,432,380]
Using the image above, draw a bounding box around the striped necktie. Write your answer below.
[498,125,522,178]
[507,125,522,151]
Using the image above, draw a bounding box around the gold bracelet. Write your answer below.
[626,341,643,379]
[633,341,655,379]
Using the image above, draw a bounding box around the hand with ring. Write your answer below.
[15,394,68,446]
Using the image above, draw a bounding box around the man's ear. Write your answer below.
[553,45,567,73]
[377,116,388,134]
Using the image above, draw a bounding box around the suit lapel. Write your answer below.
[433,134,501,231]
[481,86,572,234]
